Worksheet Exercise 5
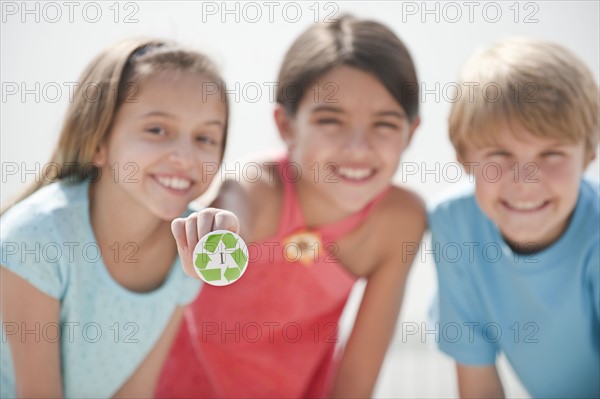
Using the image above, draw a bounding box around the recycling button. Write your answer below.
[193,230,249,286]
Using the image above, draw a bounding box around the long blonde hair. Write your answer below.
[2,38,229,215]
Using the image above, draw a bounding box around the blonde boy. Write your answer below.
[430,38,599,398]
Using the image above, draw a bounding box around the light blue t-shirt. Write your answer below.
[429,178,600,398]
[1,180,201,398]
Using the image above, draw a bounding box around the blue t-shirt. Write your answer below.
[429,178,600,398]
[0,180,201,398]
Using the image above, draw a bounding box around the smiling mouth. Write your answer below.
[335,166,376,182]
[153,175,194,192]
[501,199,550,212]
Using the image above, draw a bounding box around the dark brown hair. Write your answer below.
[276,15,419,121]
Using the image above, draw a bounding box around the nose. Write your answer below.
[344,127,371,153]
[506,161,542,192]
[168,140,196,169]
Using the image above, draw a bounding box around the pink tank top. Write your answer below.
[155,158,388,398]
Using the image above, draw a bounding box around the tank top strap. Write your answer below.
[275,156,306,237]
[275,155,389,242]
[316,186,390,243]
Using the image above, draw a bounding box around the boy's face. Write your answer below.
[462,124,593,250]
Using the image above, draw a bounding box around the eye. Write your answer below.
[374,121,399,129]
[542,151,564,158]
[146,126,167,136]
[196,135,218,146]
[316,118,342,125]
[487,150,511,157]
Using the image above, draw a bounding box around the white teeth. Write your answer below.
[337,167,373,180]
[506,199,546,210]
[156,176,192,190]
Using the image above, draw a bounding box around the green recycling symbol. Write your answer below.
[193,230,249,286]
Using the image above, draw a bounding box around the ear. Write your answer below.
[585,149,597,168]
[456,150,473,174]
[92,141,108,167]
[274,104,295,149]
[405,116,421,145]
[456,151,466,167]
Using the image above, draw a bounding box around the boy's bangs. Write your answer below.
[454,86,586,153]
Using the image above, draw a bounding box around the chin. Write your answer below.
[333,195,372,213]
[153,206,189,221]
[501,228,547,247]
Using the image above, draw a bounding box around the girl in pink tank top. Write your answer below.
[157,15,426,398]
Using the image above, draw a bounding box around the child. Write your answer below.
[0,38,229,397]
[156,15,426,398]
[429,38,599,398]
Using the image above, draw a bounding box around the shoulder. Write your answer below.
[366,186,427,266]
[1,180,88,241]
[568,179,600,261]
[578,178,600,278]
[213,159,283,240]
[242,159,283,199]
[0,180,88,298]
[579,178,600,228]
[428,184,485,239]
[379,185,427,230]
[217,159,282,199]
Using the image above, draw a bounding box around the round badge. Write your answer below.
[192,230,249,286]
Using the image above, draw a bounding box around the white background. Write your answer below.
[2,1,599,397]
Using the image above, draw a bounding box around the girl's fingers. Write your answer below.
[213,210,240,235]
[196,209,218,240]
[171,218,197,278]
[171,218,187,251]
[184,214,200,255]
[171,208,242,280]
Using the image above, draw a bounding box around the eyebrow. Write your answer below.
[141,111,223,126]
[203,120,224,127]
[311,105,344,114]
[374,110,407,120]
[311,106,407,119]
[484,142,573,149]
[543,142,572,148]
[141,111,176,119]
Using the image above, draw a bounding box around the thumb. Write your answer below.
[171,217,198,279]
[171,218,188,252]
[213,210,241,235]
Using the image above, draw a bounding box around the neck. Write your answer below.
[89,178,171,253]
[294,179,351,228]
[502,212,572,255]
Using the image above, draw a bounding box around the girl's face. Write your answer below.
[95,71,227,220]
[277,66,419,213]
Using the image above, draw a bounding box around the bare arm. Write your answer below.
[173,167,274,279]
[1,267,63,398]
[330,194,426,398]
[457,363,505,399]
[330,257,410,398]
[112,307,186,397]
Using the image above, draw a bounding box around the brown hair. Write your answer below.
[449,37,599,158]
[275,15,419,121]
[2,38,228,214]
